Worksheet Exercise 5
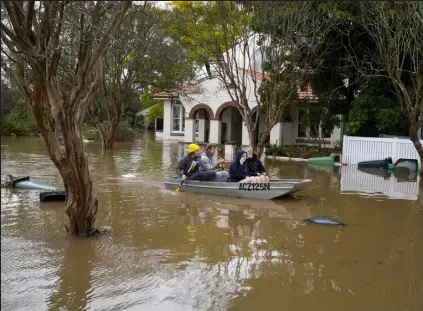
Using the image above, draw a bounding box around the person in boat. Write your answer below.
[229,150,248,182]
[245,147,269,183]
[229,149,269,183]
[199,143,229,182]
[176,143,217,181]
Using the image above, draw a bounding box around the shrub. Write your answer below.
[115,120,137,141]
[333,140,343,151]
[2,101,39,136]
[81,124,97,137]
[265,144,338,158]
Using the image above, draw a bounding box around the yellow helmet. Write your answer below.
[188,143,200,153]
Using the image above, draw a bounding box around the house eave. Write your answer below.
[152,95,180,100]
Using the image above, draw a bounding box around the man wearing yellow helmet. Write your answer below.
[175,143,217,181]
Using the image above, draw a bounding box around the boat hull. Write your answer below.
[164,178,312,200]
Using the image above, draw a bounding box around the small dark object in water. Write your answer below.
[304,216,346,226]
[357,157,392,170]
[40,191,66,202]
[4,175,30,188]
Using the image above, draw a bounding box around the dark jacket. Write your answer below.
[229,150,247,182]
[176,154,201,177]
[245,155,265,176]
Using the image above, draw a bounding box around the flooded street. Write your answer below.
[1,135,423,311]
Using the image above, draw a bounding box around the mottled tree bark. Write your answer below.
[1,1,132,236]
[32,74,101,235]
[409,122,423,177]
[256,127,271,160]
[97,96,124,150]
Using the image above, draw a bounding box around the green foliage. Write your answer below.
[141,87,155,106]
[90,89,109,123]
[90,88,145,135]
[81,124,97,137]
[1,83,20,120]
[84,2,197,149]
[333,140,343,151]
[116,3,197,90]
[167,1,246,66]
[141,87,164,125]
[115,120,137,142]
[298,105,341,139]
[296,1,372,119]
[123,93,144,131]
[346,78,408,137]
[265,144,339,158]
[258,69,299,119]
[147,102,164,125]
[2,100,38,136]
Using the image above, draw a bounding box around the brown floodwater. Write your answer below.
[1,135,423,311]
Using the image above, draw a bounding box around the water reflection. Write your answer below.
[340,165,421,200]
[48,238,96,311]
[1,136,423,311]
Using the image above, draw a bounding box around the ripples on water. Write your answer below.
[1,136,423,311]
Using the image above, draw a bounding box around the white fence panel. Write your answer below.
[342,135,423,165]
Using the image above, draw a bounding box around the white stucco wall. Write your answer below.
[159,75,261,144]
[163,100,171,139]
[162,100,185,141]
[181,77,260,119]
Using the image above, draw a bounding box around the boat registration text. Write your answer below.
[238,182,270,191]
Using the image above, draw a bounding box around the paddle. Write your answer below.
[175,161,196,192]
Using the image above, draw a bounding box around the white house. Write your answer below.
[152,76,343,148]
[152,36,344,148]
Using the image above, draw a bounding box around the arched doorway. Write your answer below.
[215,102,243,144]
[188,104,214,143]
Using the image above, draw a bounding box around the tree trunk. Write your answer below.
[102,99,123,149]
[409,122,423,177]
[247,127,257,151]
[102,124,118,149]
[104,120,120,149]
[34,101,98,236]
[256,127,271,159]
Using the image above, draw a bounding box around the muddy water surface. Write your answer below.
[1,135,423,311]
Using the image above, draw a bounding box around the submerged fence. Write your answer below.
[342,135,423,165]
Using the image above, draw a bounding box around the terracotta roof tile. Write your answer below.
[238,68,271,81]
[152,80,205,99]
[152,69,317,100]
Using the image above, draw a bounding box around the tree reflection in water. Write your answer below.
[183,202,354,303]
[48,238,96,311]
